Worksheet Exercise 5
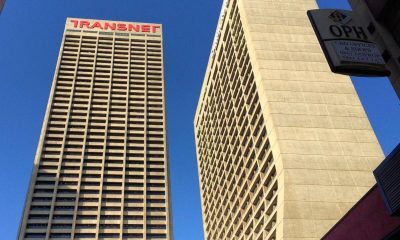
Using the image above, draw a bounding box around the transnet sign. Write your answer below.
[69,19,161,33]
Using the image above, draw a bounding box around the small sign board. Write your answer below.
[308,9,390,77]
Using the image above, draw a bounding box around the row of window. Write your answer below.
[28,210,165,220]
[32,197,165,203]
[35,179,165,186]
[57,88,161,94]
[52,98,163,104]
[46,123,164,129]
[64,41,162,47]
[39,158,165,164]
[33,174,164,182]
[57,80,162,85]
[27,223,166,229]
[30,205,166,211]
[34,188,165,193]
[25,232,166,239]
[63,49,162,54]
[28,214,164,220]
[44,143,163,149]
[65,35,162,43]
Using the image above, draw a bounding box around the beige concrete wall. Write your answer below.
[239,0,384,239]
[195,0,384,239]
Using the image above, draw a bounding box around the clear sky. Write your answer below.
[0,0,399,239]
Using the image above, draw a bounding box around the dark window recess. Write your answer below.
[98,233,120,238]
[52,215,73,220]
[28,214,49,220]
[101,215,120,220]
[124,215,143,220]
[74,233,96,238]
[52,224,72,229]
[26,223,48,229]
[146,233,167,239]
[147,224,166,229]
[57,189,77,194]
[50,233,72,238]
[123,233,143,237]
[101,206,120,211]
[123,224,143,229]
[75,224,96,229]
[147,215,166,220]
[56,197,76,202]
[30,206,51,211]
[77,215,97,220]
[54,206,75,211]
[100,224,120,229]
[146,207,165,212]
[25,233,46,238]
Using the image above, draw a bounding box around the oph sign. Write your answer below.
[69,19,161,33]
[308,9,390,77]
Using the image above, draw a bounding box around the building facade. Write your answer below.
[194,0,384,239]
[19,18,172,240]
[349,0,400,98]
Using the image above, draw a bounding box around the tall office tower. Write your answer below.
[194,0,384,239]
[19,18,172,240]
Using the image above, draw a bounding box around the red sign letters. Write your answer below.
[69,19,160,33]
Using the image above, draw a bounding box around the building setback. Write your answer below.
[194,0,384,239]
[18,18,172,240]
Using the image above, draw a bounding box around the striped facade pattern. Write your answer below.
[19,18,172,240]
[195,0,384,240]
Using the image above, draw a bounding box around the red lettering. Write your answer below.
[71,20,161,33]
[142,25,150,33]
[90,22,103,30]
[117,23,127,31]
[80,21,90,28]
[128,24,140,32]
[70,19,79,28]
[152,25,160,33]
[104,22,116,31]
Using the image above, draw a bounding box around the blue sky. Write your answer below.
[0,0,398,239]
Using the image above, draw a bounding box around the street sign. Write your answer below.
[308,9,390,77]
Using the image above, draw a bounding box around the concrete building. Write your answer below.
[194,0,384,239]
[18,18,172,240]
[349,0,400,98]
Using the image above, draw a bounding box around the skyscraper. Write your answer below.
[19,18,172,239]
[194,0,384,239]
